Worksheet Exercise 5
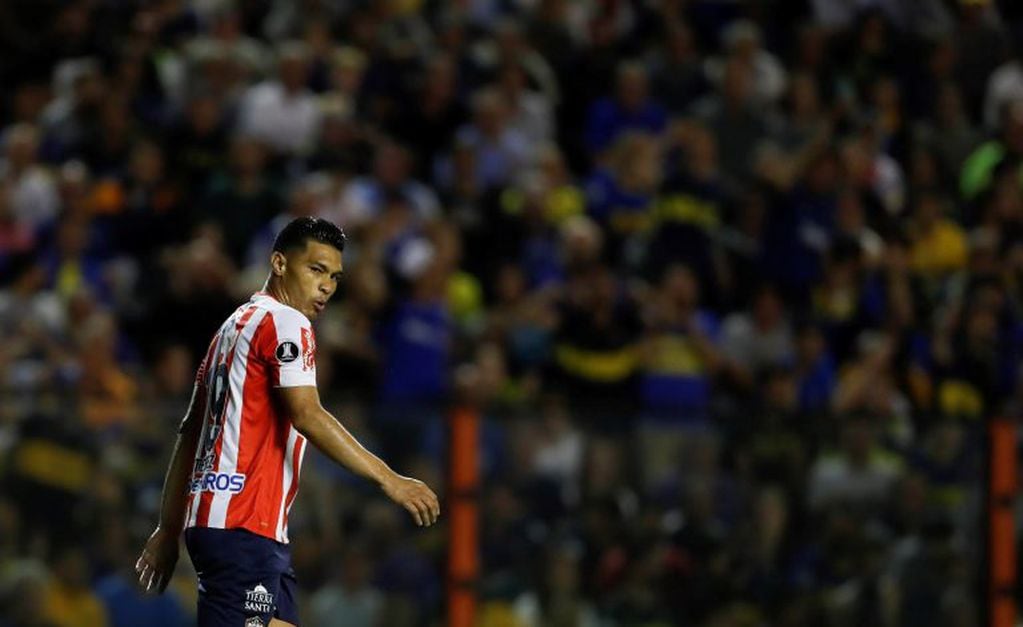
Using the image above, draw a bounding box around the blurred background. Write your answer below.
[0,0,1022,626]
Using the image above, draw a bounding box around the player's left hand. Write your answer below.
[135,526,179,594]
[382,474,441,527]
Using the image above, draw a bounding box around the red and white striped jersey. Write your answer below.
[184,292,317,543]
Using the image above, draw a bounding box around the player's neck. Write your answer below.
[264,277,292,309]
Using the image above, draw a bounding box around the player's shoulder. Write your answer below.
[251,293,312,334]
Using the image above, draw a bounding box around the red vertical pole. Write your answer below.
[448,404,479,627]
[989,418,1016,627]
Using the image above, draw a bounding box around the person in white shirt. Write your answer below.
[495,62,554,153]
[984,57,1023,130]
[237,42,321,156]
[0,124,59,231]
[704,20,787,107]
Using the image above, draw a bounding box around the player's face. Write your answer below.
[281,240,343,320]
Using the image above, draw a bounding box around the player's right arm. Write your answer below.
[277,385,440,527]
[136,376,206,593]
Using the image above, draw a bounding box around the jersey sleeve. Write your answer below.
[194,334,218,389]
[179,334,218,433]
[254,308,318,388]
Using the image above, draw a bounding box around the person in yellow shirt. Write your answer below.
[43,546,109,627]
[908,191,968,276]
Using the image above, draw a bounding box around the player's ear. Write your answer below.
[271,251,287,276]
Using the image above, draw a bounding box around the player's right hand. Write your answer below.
[135,526,179,594]
[382,475,441,527]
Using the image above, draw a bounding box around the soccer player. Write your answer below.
[135,217,440,627]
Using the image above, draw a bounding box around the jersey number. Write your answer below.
[209,362,229,420]
[199,362,229,459]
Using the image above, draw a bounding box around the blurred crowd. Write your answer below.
[1,0,1023,625]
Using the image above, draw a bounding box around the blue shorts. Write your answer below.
[185,527,300,627]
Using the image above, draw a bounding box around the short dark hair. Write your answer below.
[272,217,346,255]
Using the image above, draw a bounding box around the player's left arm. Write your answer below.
[280,385,440,527]
[136,379,206,593]
[265,309,440,526]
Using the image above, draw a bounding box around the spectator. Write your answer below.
[388,53,466,180]
[648,20,708,114]
[495,61,554,152]
[444,88,531,190]
[840,123,907,219]
[721,284,794,390]
[164,90,229,197]
[179,39,248,113]
[0,255,70,391]
[486,262,557,383]
[507,143,585,228]
[0,183,36,266]
[834,188,885,267]
[705,19,787,107]
[512,544,601,626]
[908,191,969,278]
[342,140,439,229]
[929,288,1007,420]
[648,121,725,287]
[807,414,904,514]
[236,41,321,156]
[0,560,55,627]
[96,138,183,256]
[199,134,281,265]
[583,131,660,264]
[203,5,271,80]
[75,311,139,430]
[761,147,841,299]
[0,124,59,230]
[309,546,384,627]
[913,83,982,189]
[983,49,1023,130]
[39,58,105,162]
[42,546,109,627]
[692,56,769,184]
[773,72,830,153]
[372,226,457,466]
[637,265,723,490]
[551,263,643,429]
[520,393,585,509]
[307,95,369,177]
[812,240,871,362]
[584,61,667,155]
[474,18,560,106]
[832,332,914,447]
[956,0,1009,121]
[326,46,368,104]
[94,540,190,627]
[794,321,838,414]
[39,215,107,303]
[77,96,138,178]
